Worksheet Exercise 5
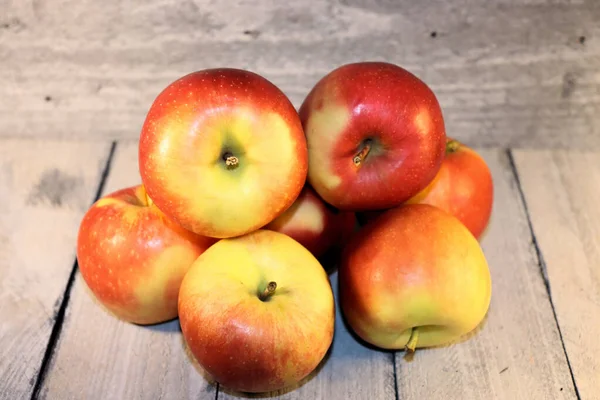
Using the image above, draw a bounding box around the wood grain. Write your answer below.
[38,141,217,400]
[513,149,600,400]
[2,0,600,148]
[0,139,112,399]
[218,270,396,400]
[394,149,577,399]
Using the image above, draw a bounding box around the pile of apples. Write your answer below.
[76,61,493,394]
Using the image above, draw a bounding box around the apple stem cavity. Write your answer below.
[353,140,372,166]
[446,139,461,154]
[405,327,419,353]
[259,281,277,301]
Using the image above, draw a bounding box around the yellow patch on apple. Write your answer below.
[131,245,198,321]
[291,200,325,233]
[305,103,348,191]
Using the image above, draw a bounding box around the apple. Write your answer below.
[139,68,308,239]
[299,61,446,211]
[405,138,494,239]
[264,185,356,259]
[76,184,216,325]
[339,204,491,351]
[356,139,494,239]
[178,229,335,393]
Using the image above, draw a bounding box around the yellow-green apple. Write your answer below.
[178,229,335,393]
[339,204,491,351]
[405,138,494,239]
[299,61,446,211]
[76,185,216,325]
[139,68,308,239]
[264,185,356,259]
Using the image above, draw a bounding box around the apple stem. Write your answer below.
[405,327,419,353]
[353,141,372,166]
[259,281,277,301]
[446,139,461,154]
[225,155,239,168]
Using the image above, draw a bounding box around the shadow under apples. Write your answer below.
[137,317,182,333]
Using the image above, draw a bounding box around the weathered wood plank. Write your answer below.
[2,0,600,148]
[218,270,396,400]
[0,139,112,399]
[394,149,577,399]
[513,149,600,400]
[39,141,217,400]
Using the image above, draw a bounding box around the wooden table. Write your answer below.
[1,139,598,399]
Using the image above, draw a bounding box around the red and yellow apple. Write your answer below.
[405,138,493,239]
[356,139,494,240]
[139,68,308,239]
[339,204,491,351]
[76,185,216,325]
[178,229,335,393]
[265,185,356,259]
[299,61,446,211]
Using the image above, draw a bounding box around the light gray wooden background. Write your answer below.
[2,0,599,148]
[1,1,599,400]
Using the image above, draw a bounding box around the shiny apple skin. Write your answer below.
[265,185,356,258]
[339,204,491,350]
[76,185,216,325]
[406,139,494,239]
[359,139,494,239]
[299,61,446,211]
[178,230,335,393]
[139,68,308,239]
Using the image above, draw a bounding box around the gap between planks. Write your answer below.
[29,141,117,400]
[507,149,581,400]
[511,149,600,400]
[0,139,115,399]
